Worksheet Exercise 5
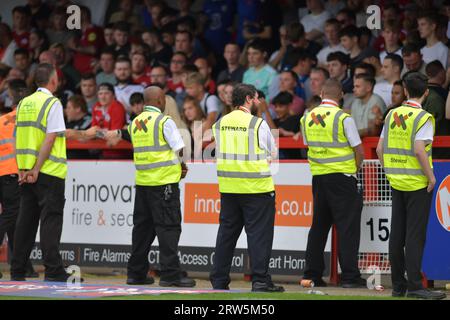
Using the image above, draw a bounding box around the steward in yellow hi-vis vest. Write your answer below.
[129,107,181,186]
[127,86,196,287]
[210,83,284,293]
[15,91,67,179]
[213,108,274,194]
[300,79,365,288]
[376,72,446,300]
[301,101,357,176]
[382,103,434,191]
[11,64,69,282]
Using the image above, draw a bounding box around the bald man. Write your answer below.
[300,79,366,288]
[126,86,195,287]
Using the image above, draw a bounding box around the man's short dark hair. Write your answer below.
[393,79,403,87]
[285,48,313,68]
[98,82,115,93]
[385,53,404,72]
[339,25,360,40]
[327,51,350,66]
[355,73,376,88]
[81,73,96,82]
[12,6,30,16]
[272,91,293,106]
[176,29,193,42]
[114,21,130,33]
[286,22,305,42]
[232,83,257,107]
[101,48,116,57]
[281,70,300,84]
[417,11,440,26]
[68,95,88,114]
[311,67,330,79]
[402,43,422,56]
[337,8,356,23]
[115,56,131,65]
[14,48,29,58]
[354,62,376,78]
[425,60,445,79]
[402,71,428,98]
[247,38,267,54]
[8,79,28,105]
[34,63,56,87]
[130,92,144,106]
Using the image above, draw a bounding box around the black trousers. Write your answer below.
[0,174,34,272]
[304,173,363,283]
[11,173,66,277]
[210,192,276,288]
[127,183,182,281]
[390,187,432,291]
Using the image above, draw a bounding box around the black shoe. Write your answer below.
[392,289,406,297]
[392,286,407,297]
[0,271,2,279]
[25,270,39,278]
[10,274,26,281]
[406,289,447,300]
[252,281,285,293]
[213,285,230,290]
[341,277,367,288]
[126,277,155,285]
[159,277,196,287]
[45,273,84,283]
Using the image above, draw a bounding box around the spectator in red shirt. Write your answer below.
[131,52,152,87]
[167,51,187,94]
[194,57,216,94]
[91,82,126,130]
[68,5,104,74]
[12,6,31,50]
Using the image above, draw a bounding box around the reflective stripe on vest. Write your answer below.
[15,148,67,164]
[383,109,428,176]
[302,106,356,175]
[135,158,180,170]
[214,110,274,194]
[382,105,434,191]
[216,170,272,178]
[15,97,56,132]
[131,111,181,186]
[15,92,67,179]
[215,116,268,163]
[383,109,428,161]
[302,109,350,148]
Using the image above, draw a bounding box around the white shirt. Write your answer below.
[0,40,18,68]
[373,81,393,107]
[379,48,402,63]
[200,93,222,118]
[380,102,434,142]
[317,44,347,66]
[421,41,449,69]
[114,83,144,113]
[258,119,277,158]
[146,106,185,152]
[37,88,66,133]
[300,10,331,34]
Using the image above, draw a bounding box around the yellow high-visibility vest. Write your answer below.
[129,106,181,186]
[301,105,357,176]
[15,91,67,179]
[382,105,434,191]
[213,109,274,194]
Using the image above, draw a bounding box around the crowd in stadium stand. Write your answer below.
[1,0,450,160]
